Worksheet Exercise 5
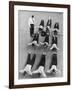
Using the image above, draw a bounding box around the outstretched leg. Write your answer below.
[19,52,33,75]
[19,64,32,75]
[47,65,61,74]
[39,66,47,78]
[32,66,47,78]
[50,44,59,50]
[28,41,39,46]
[32,53,46,78]
[47,65,56,73]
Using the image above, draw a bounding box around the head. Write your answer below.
[32,15,34,18]
[54,22,59,29]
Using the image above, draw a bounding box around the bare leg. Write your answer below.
[34,41,39,46]
[32,68,40,74]
[19,64,32,75]
[54,67,61,74]
[28,41,34,46]
[50,44,55,50]
[32,66,47,78]
[54,44,59,50]
[47,65,61,74]
[28,41,39,46]
[50,44,59,50]
[46,65,57,73]
[26,65,32,75]
[40,42,44,45]
[39,66,47,78]
[19,69,26,73]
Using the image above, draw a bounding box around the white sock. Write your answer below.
[39,66,47,78]
[28,42,32,45]
[25,65,32,75]
[32,68,40,74]
[19,69,25,73]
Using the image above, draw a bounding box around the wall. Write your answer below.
[0,0,72,90]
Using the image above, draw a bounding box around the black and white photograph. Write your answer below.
[18,10,63,79]
[9,1,70,88]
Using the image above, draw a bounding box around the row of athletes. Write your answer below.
[20,52,61,78]
[28,17,60,50]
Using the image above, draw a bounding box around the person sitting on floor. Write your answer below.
[32,52,47,78]
[46,53,61,74]
[19,52,36,76]
[50,34,59,50]
[28,31,39,47]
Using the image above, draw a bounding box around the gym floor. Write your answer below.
[18,10,63,79]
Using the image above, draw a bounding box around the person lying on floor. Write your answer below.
[40,19,51,37]
[40,32,50,47]
[52,22,59,35]
[28,31,39,46]
[50,34,59,50]
[46,18,52,28]
[46,53,61,74]
[19,52,36,76]
[39,19,44,33]
[38,19,46,37]
[32,52,47,78]
[40,22,50,47]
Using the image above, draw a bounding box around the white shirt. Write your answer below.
[28,17,35,27]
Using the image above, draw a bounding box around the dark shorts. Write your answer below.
[26,54,36,67]
[49,54,57,69]
[30,24,34,37]
[38,54,46,67]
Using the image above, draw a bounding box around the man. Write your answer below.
[46,53,61,74]
[19,52,36,76]
[32,52,47,78]
[50,34,59,50]
[28,31,39,47]
[28,15,35,37]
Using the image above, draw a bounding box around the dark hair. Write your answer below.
[54,22,59,29]
[32,15,34,18]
